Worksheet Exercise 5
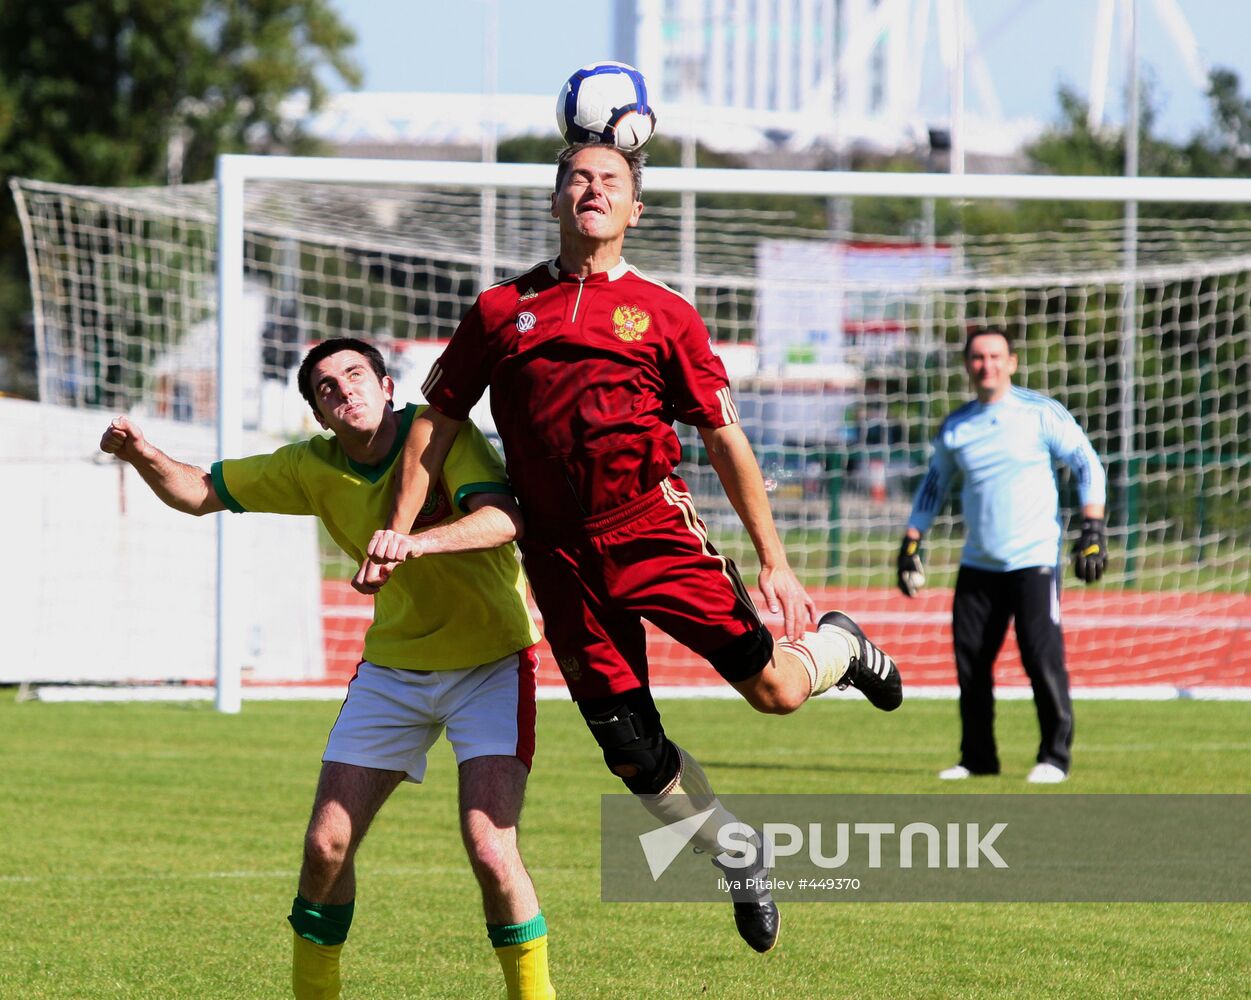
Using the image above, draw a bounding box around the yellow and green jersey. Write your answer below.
[211,403,539,671]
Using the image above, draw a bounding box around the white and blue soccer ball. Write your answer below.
[556,61,657,152]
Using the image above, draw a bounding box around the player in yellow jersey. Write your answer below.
[99,338,555,1000]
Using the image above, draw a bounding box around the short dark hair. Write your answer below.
[296,337,388,415]
[964,327,1014,357]
[554,142,646,201]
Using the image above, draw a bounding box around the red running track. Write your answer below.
[319,582,1251,691]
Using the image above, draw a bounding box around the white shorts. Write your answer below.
[323,648,538,783]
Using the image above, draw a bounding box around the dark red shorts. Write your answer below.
[519,475,761,701]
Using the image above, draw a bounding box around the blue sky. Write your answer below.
[325,0,1251,141]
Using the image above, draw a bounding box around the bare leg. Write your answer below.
[458,755,540,925]
[730,651,813,715]
[299,762,405,904]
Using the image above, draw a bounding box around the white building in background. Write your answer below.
[610,0,1208,161]
[618,0,883,118]
[291,1,1044,162]
[293,0,1205,166]
[294,0,1037,162]
[614,0,938,156]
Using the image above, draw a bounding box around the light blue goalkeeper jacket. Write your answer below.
[907,385,1107,572]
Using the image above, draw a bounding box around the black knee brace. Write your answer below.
[708,623,775,683]
[578,688,680,795]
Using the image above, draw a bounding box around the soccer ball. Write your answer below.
[556,61,657,152]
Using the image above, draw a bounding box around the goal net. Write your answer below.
[10,161,1251,703]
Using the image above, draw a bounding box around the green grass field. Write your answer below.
[2,695,1247,999]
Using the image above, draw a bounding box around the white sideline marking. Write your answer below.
[29,683,1251,703]
[325,607,374,619]
[31,685,350,702]
[826,611,1251,631]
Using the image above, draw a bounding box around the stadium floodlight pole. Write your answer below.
[1120,0,1141,574]
[950,0,966,178]
[214,155,246,714]
[949,0,967,329]
[478,0,498,296]
[678,0,700,303]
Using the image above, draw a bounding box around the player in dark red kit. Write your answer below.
[359,143,902,953]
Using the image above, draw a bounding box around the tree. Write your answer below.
[1182,67,1251,181]
[0,0,360,394]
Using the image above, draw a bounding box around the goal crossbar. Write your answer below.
[218,153,1251,202]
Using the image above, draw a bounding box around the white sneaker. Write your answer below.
[938,764,972,780]
[1026,763,1068,784]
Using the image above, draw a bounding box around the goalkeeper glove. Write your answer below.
[1072,518,1108,583]
[897,535,926,597]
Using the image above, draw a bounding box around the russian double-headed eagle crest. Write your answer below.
[557,654,581,681]
[611,304,651,342]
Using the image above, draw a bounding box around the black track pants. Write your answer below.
[951,564,1073,774]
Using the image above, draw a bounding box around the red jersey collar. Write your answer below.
[546,257,631,283]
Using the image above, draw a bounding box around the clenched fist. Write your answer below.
[100,416,148,462]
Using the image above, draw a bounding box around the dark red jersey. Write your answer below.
[423,258,740,519]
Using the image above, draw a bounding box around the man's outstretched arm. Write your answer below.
[99,416,225,516]
[698,422,816,640]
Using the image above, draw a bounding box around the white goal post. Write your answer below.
[12,156,1251,710]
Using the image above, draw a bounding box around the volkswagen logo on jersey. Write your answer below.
[517,311,537,333]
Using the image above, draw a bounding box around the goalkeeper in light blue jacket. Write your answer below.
[898,328,1108,785]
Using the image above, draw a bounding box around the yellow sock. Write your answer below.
[292,932,343,1000]
[489,913,555,1000]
